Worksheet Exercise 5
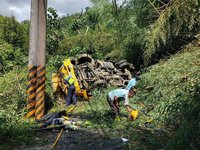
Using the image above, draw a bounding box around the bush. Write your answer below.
[0,67,34,149]
[0,40,14,73]
[0,40,27,74]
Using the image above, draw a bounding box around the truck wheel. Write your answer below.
[77,54,92,64]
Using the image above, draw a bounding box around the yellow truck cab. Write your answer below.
[52,58,91,101]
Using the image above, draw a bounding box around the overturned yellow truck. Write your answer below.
[51,54,135,101]
[51,58,92,101]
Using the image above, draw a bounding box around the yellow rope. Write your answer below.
[52,128,64,147]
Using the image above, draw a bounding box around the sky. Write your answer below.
[0,0,92,22]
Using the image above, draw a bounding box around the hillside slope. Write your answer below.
[133,46,200,149]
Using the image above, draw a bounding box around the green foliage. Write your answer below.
[47,55,66,71]
[165,121,200,149]
[77,46,199,149]
[144,0,200,64]
[21,20,30,53]
[0,16,31,148]
[0,108,34,148]
[59,32,114,59]
[47,7,60,29]
[101,0,146,66]
[0,16,28,51]
[13,48,27,66]
[133,46,200,149]
[0,40,14,73]
[57,0,116,59]
[74,88,136,129]
[133,0,169,28]
[69,47,87,56]
[0,16,28,74]
[73,87,168,149]
[85,8,100,30]
[0,40,27,74]
[0,67,34,149]
[119,15,147,67]
[0,2,200,149]
[47,7,64,55]
[65,6,100,33]
[70,17,85,33]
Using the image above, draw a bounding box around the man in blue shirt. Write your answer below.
[107,87,136,118]
[126,78,137,91]
[126,72,141,90]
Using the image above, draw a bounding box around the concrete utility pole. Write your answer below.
[27,0,47,120]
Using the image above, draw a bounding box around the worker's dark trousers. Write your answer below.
[107,95,119,117]
[66,84,77,106]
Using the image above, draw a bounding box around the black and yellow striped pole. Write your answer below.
[27,0,47,120]
[35,66,46,120]
[27,66,37,118]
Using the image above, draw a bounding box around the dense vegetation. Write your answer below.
[0,0,199,149]
[73,45,200,149]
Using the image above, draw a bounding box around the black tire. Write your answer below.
[119,62,130,69]
[115,59,127,66]
[70,58,77,65]
[77,54,92,64]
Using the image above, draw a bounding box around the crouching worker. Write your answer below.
[107,87,136,118]
[64,75,77,106]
